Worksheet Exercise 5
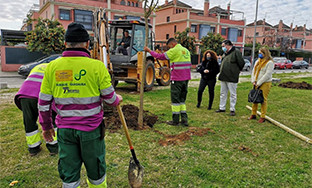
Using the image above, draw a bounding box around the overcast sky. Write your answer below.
[0,0,311,30]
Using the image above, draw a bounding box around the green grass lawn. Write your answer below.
[0,73,311,187]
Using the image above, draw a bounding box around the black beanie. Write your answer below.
[65,22,89,42]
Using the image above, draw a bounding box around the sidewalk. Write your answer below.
[0,65,24,89]
[0,70,21,78]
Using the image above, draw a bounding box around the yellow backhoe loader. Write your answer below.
[92,9,170,91]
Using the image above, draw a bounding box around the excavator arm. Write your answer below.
[92,8,113,72]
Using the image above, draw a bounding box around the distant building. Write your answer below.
[21,0,154,32]
[155,0,246,48]
[246,19,312,52]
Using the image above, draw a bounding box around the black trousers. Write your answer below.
[20,98,58,153]
[197,78,216,108]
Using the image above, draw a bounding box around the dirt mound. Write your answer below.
[104,104,158,132]
[278,81,312,90]
[154,127,215,146]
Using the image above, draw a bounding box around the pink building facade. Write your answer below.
[155,0,246,48]
[246,19,312,52]
[22,0,154,32]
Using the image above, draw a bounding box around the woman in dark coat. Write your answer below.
[197,50,220,109]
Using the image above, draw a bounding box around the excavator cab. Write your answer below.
[109,20,152,57]
[108,19,170,90]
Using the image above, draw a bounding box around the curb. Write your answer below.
[0,76,24,78]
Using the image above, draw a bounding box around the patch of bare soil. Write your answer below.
[104,104,158,133]
[278,81,312,90]
[154,127,216,146]
[234,145,258,157]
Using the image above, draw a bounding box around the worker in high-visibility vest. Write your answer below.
[144,38,191,126]
[39,22,122,188]
[14,63,58,156]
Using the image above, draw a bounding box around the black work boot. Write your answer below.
[172,114,180,125]
[180,121,189,126]
[47,143,58,156]
[181,113,188,126]
[29,146,42,157]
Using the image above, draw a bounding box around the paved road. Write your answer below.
[1,67,312,89]
[191,67,312,79]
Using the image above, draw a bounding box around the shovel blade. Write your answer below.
[128,157,144,188]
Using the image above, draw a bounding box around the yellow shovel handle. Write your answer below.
[117,105,134,149]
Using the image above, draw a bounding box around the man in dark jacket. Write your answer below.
[117,30,131,55]
[216,40,245,116]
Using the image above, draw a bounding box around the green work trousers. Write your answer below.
[170,80,189,124]
[20,98,58,154]
[57,124,106,187]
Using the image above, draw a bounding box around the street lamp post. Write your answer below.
[251,0,259,67]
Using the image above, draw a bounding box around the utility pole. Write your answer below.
[251,0,259,67]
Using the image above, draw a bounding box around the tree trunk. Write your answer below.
[138,0,157,128]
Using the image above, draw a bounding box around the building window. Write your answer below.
[166,34,169,39]
[136,2,139,7]
[238,29,242,37]
[176,9,178,14]
[120,0,125,5]
[59,9,71,20]
[210,27,215,33]
[182,10,184,12]
[174,25,177,33]
[132,2,134,6]
[166,16,170,22]
[191,25,197,33]
[74,9,93,30]
[221,28,227,35]
[27,24,32,31]
[127,1,130,6]
[255,32,259,36]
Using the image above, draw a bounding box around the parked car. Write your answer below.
[18,54,61,77]
[243,59,251,71]
[284,59,293,69]
[292,60,309,69]
[274,60,286,69]
[272,57,286,69]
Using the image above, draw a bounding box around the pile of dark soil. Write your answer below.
[104,104,158,133]
[154,127,215,146]
[278,81,312,90]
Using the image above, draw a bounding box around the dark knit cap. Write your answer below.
[65,22,89,42]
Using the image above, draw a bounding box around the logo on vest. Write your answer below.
[74,69,86,81]
[181,50,190,59]
[63,87,79,94]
